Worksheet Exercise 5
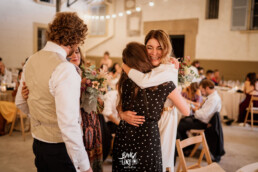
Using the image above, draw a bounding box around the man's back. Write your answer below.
[25,50,65,142]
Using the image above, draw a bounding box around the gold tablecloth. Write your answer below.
[0,101,16,123]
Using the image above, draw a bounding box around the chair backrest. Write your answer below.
[251,95,258,101]
[249,95,258,109]
[176,132,212,172]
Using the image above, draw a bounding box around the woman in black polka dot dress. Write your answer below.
[112,42,189,172]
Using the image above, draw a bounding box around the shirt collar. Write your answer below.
[42,41,67,59]
[207,90,217,99]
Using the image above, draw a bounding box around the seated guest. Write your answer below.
[238,72,258,123]
[198,67,205,79]
[12,69,23,99]
[203,70,215,83]
[177,79,221,143]
[212,69,221,86]
[0,60,12,84]
[181,82,203,107]
[189,60,200,77]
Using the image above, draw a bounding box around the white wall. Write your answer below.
[86,0,258,62]
[0,0,257,68]
[0,0,88,68]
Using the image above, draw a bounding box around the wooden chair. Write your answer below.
[188,130,205,158]
[176,132,225,172]
[9,108,29,141]
[244,95,258,129]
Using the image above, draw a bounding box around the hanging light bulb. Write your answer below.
[91,16,95,19]
[100,16,105,20]
[95,16,99,20]
[118,12,123,17]
[136,7,141,12]
[149,1,154,6]
[126,10,132,15]
[106,15,110,19]
[112,14,117,18]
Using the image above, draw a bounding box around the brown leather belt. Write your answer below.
[163,106,174,111]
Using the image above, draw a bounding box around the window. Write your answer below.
[35,0,55,6]
[90,4,106,36]
[33,23,47,52]
[37,28,47,51]
[251,0,258,29]
[231,0,258,30]
[206,0,220,19]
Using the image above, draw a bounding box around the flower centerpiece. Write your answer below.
[80,61,108,113]
[178,56,199,87]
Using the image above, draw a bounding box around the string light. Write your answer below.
[149,1,154,6]
[136,7,141,12]
[87,1,157,20]
[126,10,132,15]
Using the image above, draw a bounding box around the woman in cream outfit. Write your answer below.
[121,30,189,172]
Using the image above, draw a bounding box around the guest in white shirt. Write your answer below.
[177,79,221,141]
[15,12,92,172]
[0,60,12,84]
[102,88,120,134]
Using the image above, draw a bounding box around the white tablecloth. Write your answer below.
[216,87,245,121]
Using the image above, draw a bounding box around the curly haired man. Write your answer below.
[15,12,92,172]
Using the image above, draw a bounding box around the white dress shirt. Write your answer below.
[15,41,90,172]
[195,90,221,124]
[102,90,120,122]
[0,68,12,84]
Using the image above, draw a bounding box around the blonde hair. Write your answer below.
[144,30,174,64]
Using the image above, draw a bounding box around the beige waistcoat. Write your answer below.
[25,50,65,143]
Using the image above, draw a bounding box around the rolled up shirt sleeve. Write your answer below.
[128,64,178,89]
[51,62,90,171]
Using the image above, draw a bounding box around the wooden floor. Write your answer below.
[0,123,258,172]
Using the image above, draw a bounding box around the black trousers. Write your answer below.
[177,116,207,141]
[33,139,76,172]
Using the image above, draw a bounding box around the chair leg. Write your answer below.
[20,113,26,141]
[189,143,201,157]
[251,108,253,130]
[176,161,181,172]
[244,109,250,127]
[9,112,17,136]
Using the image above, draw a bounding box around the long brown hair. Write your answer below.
[144,30,174,64]
[117,42,154,111]
[187,82,199,100]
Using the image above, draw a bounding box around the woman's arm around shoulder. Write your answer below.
[122,63,178,89]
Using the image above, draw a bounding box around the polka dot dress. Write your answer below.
[112,79,175,172]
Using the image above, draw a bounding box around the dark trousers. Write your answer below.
[177,116,207,141]
[33,139,76,172]
[107,121,117,134]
